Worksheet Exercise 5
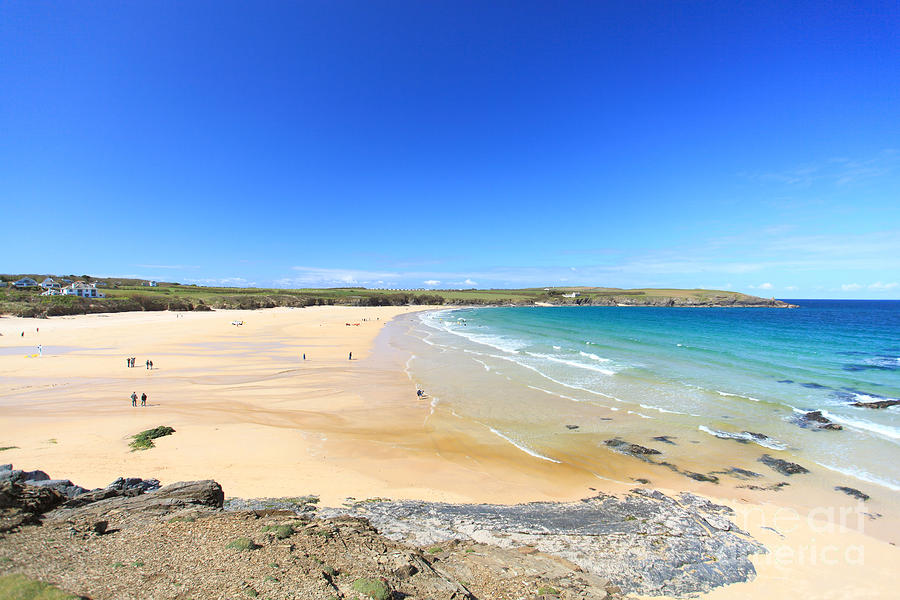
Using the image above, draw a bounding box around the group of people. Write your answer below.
[125,357,153,369]
[130,391,148,407]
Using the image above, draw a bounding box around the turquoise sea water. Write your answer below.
[400,301,900,493]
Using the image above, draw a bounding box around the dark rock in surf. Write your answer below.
[684,472,719,483]
[851,399,900,409]
[835,486,869,501]
[758,454,809,476]
[603,439,661,460]
[793,410,843,431]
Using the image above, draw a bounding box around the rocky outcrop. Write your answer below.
[0,481,65,532]
[323,489,765,597]
[47,480,224,527]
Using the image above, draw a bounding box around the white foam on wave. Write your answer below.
[816,409,900,443]
[627,410,653,419]
[489,428,561,463]
[579,351,611,362]
[526,384,602,406]
[488,352,628,402]
[526,352,616,375]
[816,462,900,492]
[698,425,787,450]
[404,354,416,380]
[638,403,689,416]
[851,392,898,404]
[471,358,492,372]
[553,345,562,350]
[716,390,762,402]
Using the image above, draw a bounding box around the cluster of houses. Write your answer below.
[12,277,106,298]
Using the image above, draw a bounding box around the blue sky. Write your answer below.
[1,1,898,298]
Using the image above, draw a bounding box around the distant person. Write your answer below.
[141,392,147,407]
[416,388,423,398]
[349,352,352,360]
[126,358,130,368]
[145,359,150,370]
[131,392,137,407]
[303,353,306,361]
[37,344,42,357]
[149,360,153,369]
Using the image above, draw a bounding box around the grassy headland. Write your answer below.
[0,274,794,318]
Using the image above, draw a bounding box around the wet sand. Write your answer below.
[1,306,897,598]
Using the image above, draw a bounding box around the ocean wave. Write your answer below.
[526,385,586,404]
[816,462,900,492]
[716,390,762,402]
[814,410,900,442]
[579,351,611,362]
[487,353,626,403]
[552,345,561,350]
[698,425,787,450]
[471,358,492,372]
[638,403,689,415]
[489,428,561,463]
[526,352,616,375]
[627,410,653,419]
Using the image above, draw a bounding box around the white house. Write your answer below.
[41,288,63,296]
[62,282,105,298]
[41,277,61,290]
[14,278,39,288]
[562,292,582,298]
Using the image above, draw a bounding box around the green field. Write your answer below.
[0,274,790,318]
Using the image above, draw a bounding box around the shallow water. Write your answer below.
[390,302,900,493]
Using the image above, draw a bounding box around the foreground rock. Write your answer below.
[46,480,224,528]
[323,489,765,596]
[0,469,766,599]
[0,481,65,533]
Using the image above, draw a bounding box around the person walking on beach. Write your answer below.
[141,392,147,407]
[145,359,150,369]
[37,344,42,357]
[131,392,137,407]
[348,351,352,360]
[149,360,153,369]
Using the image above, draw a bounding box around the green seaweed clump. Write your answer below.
[129,426,175,450]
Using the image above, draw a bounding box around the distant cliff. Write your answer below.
[0,279,796,318]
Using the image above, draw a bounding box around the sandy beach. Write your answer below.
[1,306,898,598]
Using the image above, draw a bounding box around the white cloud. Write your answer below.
[841,283,862,291]
[135,264,199,269]
[423,280,441,286]
[184,277,255,287]
[785,285,798,291]
[759,283,773,290]
[463,278,477,286]
[869,282,898,290]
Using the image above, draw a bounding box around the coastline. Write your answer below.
[2,306,898,598]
